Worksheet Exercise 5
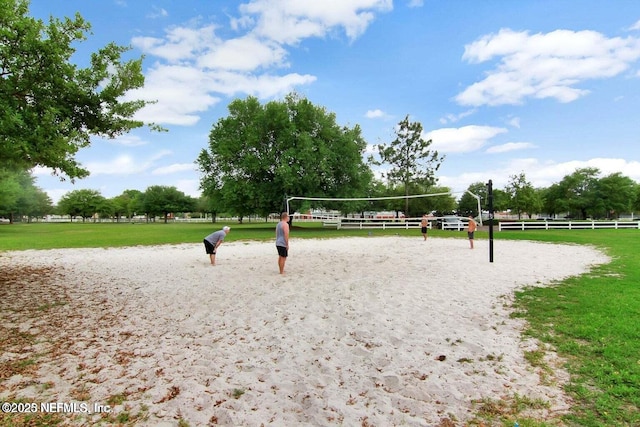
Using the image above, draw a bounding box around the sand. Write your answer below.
[0,236,608,426]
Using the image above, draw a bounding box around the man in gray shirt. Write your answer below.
[203,226,230,265]
[276,212,289,274]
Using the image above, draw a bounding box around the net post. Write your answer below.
[486,180,494,263]
[283,195,292,226]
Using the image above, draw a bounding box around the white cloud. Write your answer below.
[85,150,172,176]
[456,28,640,106]
[507,116,520,128]
[175,179,202,198]
[239,0,393,44]
[127,2,394,127]
[365,143,379,155]
[152,163,198,175]
[108,135,149,147]
[425,125,508,153]
[132,25,218,63]
[630,20,640,31]
[125,64,222,125]
[486,142,536,154]
[31,166,54,176]
[365,109,387,118]
[407,0,424,7]
[147,6,168,19]
[43,189,73,205]
[207,71,317,98]
[197,35,288,71]
[230,15,254,31]
[439,108,476,124]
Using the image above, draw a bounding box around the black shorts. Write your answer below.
[467,231,475,240]
[276,245,288,257]
[204,239,216,254]
[421,226,427,234]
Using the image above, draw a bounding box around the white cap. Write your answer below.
[223,226,230,232]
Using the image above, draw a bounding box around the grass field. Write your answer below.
[0,221,462,250]
[1,223,638,426]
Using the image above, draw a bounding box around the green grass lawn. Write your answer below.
[1,223,638,425]
[0,221,462,250]
[501,230,640,426]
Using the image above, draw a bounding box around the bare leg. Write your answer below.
[210,254,216,265]
[469,239,474,249]
[278,256,286,274]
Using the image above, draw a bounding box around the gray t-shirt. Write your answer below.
[204,230,226,245]
[275,221,287,247]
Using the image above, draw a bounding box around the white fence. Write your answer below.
[335,217,467,231]
[499,220,640,231]
[337,219,423,230]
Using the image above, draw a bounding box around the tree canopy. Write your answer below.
[141,185,196,223]
[547,168,600,219]
[0,167,51,221]
[0,0,157,180]
[57,189,105,221]
[197,94,373,220]
[373,115,444,215]
[505,172,543,219]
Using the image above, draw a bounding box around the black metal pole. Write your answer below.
[487,180,494,263]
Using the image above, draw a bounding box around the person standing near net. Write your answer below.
[467,215,477,249]
[203,226,230,265]
[276,212,290,274]
[420,214,429,241]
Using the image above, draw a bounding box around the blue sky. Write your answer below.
[28,0,640,204]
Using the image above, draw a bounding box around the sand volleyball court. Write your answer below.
[0,236,607,426]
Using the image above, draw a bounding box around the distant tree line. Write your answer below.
[458,168,640,220]
[0,178,200,223]
[3,164,639,224]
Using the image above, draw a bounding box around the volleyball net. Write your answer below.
[285,190,483,225]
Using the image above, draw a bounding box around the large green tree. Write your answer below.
[111,189,143,221]
[13,171,52,221]
[542,183,564,217]
[553,168,601,219]
[197,94,373,221]
[57,189,105,222]
[0,168,52,222]
[141,186,195,223]
[491,188,511,213]
[594,172,636,218]
[505,172,543,219]
[0,0,158,179]
[634,183,640,214]
[0,168,21,216]
[374,115,444,216]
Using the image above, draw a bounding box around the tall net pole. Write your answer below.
[487,180,494,263]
